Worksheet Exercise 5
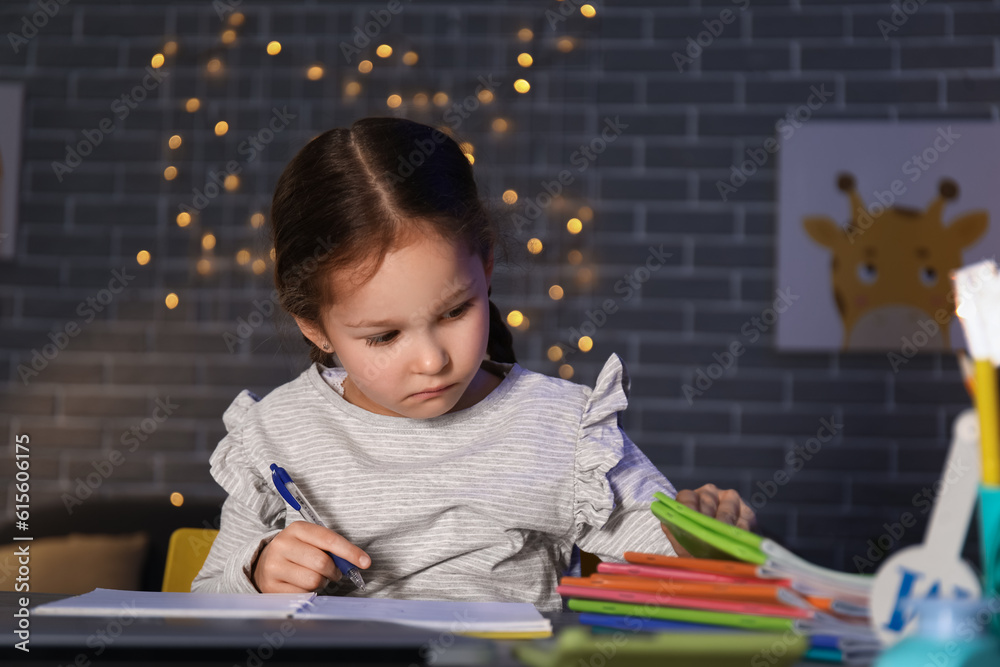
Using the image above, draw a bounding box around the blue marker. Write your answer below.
[270,463,367,591]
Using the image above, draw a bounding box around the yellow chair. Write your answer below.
[161,528,218,592]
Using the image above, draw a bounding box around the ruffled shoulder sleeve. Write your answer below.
[209,389,278,523]
[573,353,631,531]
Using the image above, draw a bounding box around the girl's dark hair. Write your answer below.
[269,116,516,367]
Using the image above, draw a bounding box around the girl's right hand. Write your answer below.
[252,521,372,594]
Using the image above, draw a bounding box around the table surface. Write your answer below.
[0,592,847,666]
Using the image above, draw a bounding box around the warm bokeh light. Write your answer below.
[250,213,265,228]
[202,233,216,250]
[170,492,184,507]
[403,51,418,66]
[492,118,508,132]
[252,259,267,274]
[345,81,361,95]
[136,250,151,265]
[413,92,429,106]
[559,364,574,380]
[514,79,530,93]
[206,58,223,74]
[358,60,373,74]
[228,12,244,26]
[387,94,402,108]
[214,121,228,136]
[267,41,281,55]
[547,345,563,362]
[151,53,164,68]
[307,65,324,80]
[576,267,594,285]
[168,134,182,149]
[577,336,593,352]
[376,44,392,58]
[527,238,543,254]
[549,285,564,300]
[224,174,239,191]
[236,249,251,265]
[517,53,533,67]
[507,310,524,327]
[477,89,494,104]
[568,249,583,265]
[165,293,179,309]
[176,212,191,227]
[163,41,177,56]
[557,37,575,53]
[185,97,200,112]
[502,189,518,204]
[163,166,177,180]
[433,92,449,106]
[567,218,583,234]
[581,4,597,17]
[577,205,594,222]
[221,29,236,45]
[518,28,533,41]
[465,153,474,164]
[269,247,276,261]
[197,258,211,275]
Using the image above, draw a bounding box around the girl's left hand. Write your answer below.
[659,484,757,558]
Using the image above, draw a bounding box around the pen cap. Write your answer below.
[270,464,301,511]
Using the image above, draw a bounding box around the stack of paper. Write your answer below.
[34,588,552,638]
[556,493,882,664]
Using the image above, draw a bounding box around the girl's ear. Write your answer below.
[292,315,331,351]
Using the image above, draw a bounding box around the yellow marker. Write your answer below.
[975,359,1000,485]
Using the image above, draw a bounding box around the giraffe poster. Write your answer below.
[0,82,24,262]
[775,122,999,352]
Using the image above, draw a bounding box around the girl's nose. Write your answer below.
[414,333,449,375]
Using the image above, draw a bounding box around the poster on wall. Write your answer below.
[0,82,24,262]
[775,122,999,352]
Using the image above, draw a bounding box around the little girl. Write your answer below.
[192,117,755,611]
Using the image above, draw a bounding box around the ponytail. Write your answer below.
[486,295,516,364]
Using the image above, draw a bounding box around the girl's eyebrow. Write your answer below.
[344,283,473,328]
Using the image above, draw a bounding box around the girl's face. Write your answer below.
[296,229,495,419]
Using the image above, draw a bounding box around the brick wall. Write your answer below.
[0,0,993,572]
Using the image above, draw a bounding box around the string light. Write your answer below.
[267,41,281,55]
[236,249,251,265]
[176,212,191,227]
[527,238,543,254]
[168,135,182,149]
[202,233,216,250]
[433,92,449,106]
[151,53,164,68]
[477,89,494,103]
[502,189,518,204]
[413,92,429,106]
[163,40,177,56]
[492,118,508,132]
[214,121,228,136]
[345,82,361,96]
[403,51,418,65]
[547,346,563,362]
[136,250,151,265]
[250,213,265,228]
[514,79,530,93]
[549,285,564,300]
[197,259,211,275]
[581,4,597,17]
[228,12,245,26]
[165,293,179,309]
[577,206,594,222]
[517,53,533,67]
[307,65,324,80]
[387,94,402,108]
[376,44,392,58]
[507,310,524,327]
[170,492,184,506]
[185,98,200,112]
[224,174,239,191]
[518,28,533,41]
[358,60,373,74]
[567,218,583,234]
[206,57,223,74]
[577,336,593,352]
[559,364,574,380]
[221,29,236,45]
[163,166,177,180]
[252,259,267,274]
[557,37,575,53]
[568,250,583,265]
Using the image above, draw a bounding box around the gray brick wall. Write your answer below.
[1,0,993,572]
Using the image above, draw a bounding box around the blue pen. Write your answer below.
[269,463,367,591]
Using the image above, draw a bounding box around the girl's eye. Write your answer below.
[365,332,398,347]
[444,303,470,319]
[920,266,937,286]
[857,263,877,284]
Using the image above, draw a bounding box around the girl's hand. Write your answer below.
[659,484,757,558]
[252,521,371,594]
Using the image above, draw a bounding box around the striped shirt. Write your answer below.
[191,352,678,611]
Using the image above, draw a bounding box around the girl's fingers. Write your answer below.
[738,499,758,530]
[288,521,372,569]
[274,561,333,593]
[714,489,742,526]
[674,489,700,512]
[694,484,720,518]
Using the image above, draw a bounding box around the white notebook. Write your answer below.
[34,588,552,635]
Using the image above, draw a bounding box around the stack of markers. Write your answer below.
[558,492,882,664]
